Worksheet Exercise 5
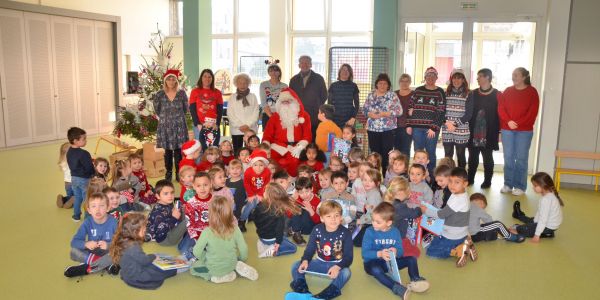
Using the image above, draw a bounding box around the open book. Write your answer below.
[152,253,189,271]
[420,202,445,236]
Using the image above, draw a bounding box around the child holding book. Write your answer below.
[191,196,258,283]
[179,140,202,170]
[253,183,300,258]
[511,172,564,243]
[146,180,187,246]
[315,104,342,153]
[57,142,74,208]
[321,171,357,228]
[289,177,321,245]
[129,153,156,205]
[66,127,95,221]
[179,172,213,260]
[110,213,178,289]
[226,159,247,231]
[289,200,353,300]
[422,168,477,267]
[385,177,422,257]
[469,193,524,243]
[240,150,272,225]
[408,164,433,208]
[64,193,118,277]
[362,202,430,299]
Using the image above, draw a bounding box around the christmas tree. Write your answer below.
[113,25,187,142]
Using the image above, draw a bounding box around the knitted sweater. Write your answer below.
[227,92,260,135]
[243,167,271,198]
[184,194,212,240]
[191,227,248,279]
[259,80,288,112]
[328,80,360,128]
[498,85,539,131]
[147,202,184,243]
[315,120,342,152]
[361,226,403,262]
[67,147,94,178]
[407,86,446,131]
[409,181,433,208]
[301,223,353,268]
[189,88,223,126]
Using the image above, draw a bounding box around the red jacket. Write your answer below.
[196,160,213,172]
[243,167,271,198]
[300,160,324,172]
[222,154,234,166]
[262,111,312,154]
[498,85,539,131]
[295,194,321,224]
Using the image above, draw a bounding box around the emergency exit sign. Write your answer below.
[460,2,478,10]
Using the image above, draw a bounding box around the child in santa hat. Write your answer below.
[179,140,202,170]
[239,149,272,227]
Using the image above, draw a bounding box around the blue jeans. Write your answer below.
[240,197,259,221]
[178,233,196,260]
[363,257,420,290]
[261,237,297,256]
[291,259,351,290]
[426,235,464,259]
[411,128,439,176]
[63,182,74,201]
[71,176,90,220]
[289,210,316,235]
[501,130,533,191]
[394,127,412,157]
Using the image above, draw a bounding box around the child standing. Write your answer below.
[432,165,452,208]
[178,165,196,203]
[315,104,343,153]
[179,140,202,170]
[240,150,272,223]
[66,127,95,221]
[191,196,258,283]
[109,213,178,289]
[289,177,321,245]
[64,193,118,277]
[469,193,524,243]
[289,200,353,300]
[384,153,409,186]
[146,180,187,246]
[197,146,221,172]
[104,187,123,220]
[57,142,74,208]
[179,172,213,260]
[299,143,327,173]
[511,172,564,243]
[209,167,234,206]
[422,168,477,267]
[362,202,429,299]
[253,183,300,258]
[226,159,247,231]
[130,153,156,205]
[408,164,433,208]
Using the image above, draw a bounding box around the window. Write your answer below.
[169,0,183,36]
[211,0,269,82]
[290,0,373,80]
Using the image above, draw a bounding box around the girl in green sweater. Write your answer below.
[191,196,259,283]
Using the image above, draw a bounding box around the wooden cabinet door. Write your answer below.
[94,21,116,133]
[74,19,98,135]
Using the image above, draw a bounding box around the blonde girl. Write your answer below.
[198,146,222,172]
[110,213,178,289]
[385,177,422,257]
[354,168,386,246]
[208,167,234,207]
[57,142,74,208]
[191,196,258,283]
[219,139,235,165]
[112,160,145,211]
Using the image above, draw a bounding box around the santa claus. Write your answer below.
[262,88,312,177]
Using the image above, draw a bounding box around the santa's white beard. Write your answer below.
[278,101,300,129]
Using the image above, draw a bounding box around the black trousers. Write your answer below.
[444,143,467,168]
[516,214,556,238]
[232,135,244,153]
[368,130,395,172]
[471,221,511,242]
[467,146,494,184]
[164,148,182,180]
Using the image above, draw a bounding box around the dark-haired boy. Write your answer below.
[66,127,95,222]
[145,179,186,245]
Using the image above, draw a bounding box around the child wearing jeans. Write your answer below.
[469,193,524,243]
[422,168,477,268]
[289,200,353,300]
[109,213,179,289]
[57,142,74,208]
[179,172,213,260]
[146,180,187,246]
[253,183,300,258]
[66,127,95,221]
[289,177,321,246]
[191,196,258,283]
[362,202,430,299]
[64,193,118,277]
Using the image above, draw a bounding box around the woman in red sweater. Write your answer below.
[498,67,539,196]
[189,69,224,150]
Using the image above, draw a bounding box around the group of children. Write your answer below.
[59,126,564,299]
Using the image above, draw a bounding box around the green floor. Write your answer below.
[1,136,598,299]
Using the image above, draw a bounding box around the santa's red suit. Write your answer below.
[262,88,312,177]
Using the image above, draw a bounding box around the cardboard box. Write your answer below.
[154,159,166,170]
[144,158,167,178]
[145,167,167,178]
[143,142,165,161]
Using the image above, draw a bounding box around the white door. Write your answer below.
[74,19,98,135]
[0,9,33,146]
[24,12,57,143]
[0,76,5,148]
[51,16,79,135]
[94,21,116,133]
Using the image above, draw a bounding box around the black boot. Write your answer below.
[238,220,247,233]
[290,278,310,294]
[480,180,491,189]
[313,284,341,300]
[164,149,173,181]
[64,264,89,277]
[174,148,182,182]
[512,201,524,219]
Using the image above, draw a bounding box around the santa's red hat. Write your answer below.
[277,87,306,123]
[248,149,269,165]
[182,140,201,156]
[163,69,181,79]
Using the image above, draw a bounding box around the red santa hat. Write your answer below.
[277,87,306,123]
[248,149,269,166]
[163,69,181,80]
[182,140,201,156]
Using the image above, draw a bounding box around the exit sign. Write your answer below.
[460,2,478,10]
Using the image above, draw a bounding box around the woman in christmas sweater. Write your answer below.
[442,69,473,169]
[190,69,224,150]
[228,73,260,151]
[259,64,288,131]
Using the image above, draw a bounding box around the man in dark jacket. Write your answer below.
[289,55,328,139]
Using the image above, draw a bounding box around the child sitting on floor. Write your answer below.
[93,157,110,182]
[179,140,202,170]
[469,193,524,243]
[236,147,251,171]
[190,196,258,283]
[197,146,221,172]
[432,165,452,208]
[129,153,156,205]
[112,160,146,211]
[385,177,422,258]
[240,150,272,226]
[299,143,326,173]
[104,187,123,220]
[384,153,409,186]
[413,149,431,182]
[246,134,260,151]
[317,168,334,199]
[408,164,433,208]
[367,152,382,174]
[219,138,235,166]
[209,167,234,207]
[289,177,321,246]
[146,180,187,246]
[179,165,196,203]
[226,159,247,231]
[179,172,213,260]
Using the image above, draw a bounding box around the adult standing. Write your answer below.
[442,69,473,169]
[154,70,189,181]
[189,69,223,150]
[467,68,500,188]
[259,64,287,131]
[363,73,403,172]
[406,67,446,177]
[394,73,414,157]
[498,67,540,195]
[328,64,360,128]
[228,73,260,151]
[289,55,328,139]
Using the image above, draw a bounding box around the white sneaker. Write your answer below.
[500,185,512,193]
[407,279,430,293]
[512,188,525,196]
[235,261,258,280]
[211,271,236,283]
[257,240,275,258]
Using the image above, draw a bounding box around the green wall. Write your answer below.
[373,0,399,82]
[183,0,211,85]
